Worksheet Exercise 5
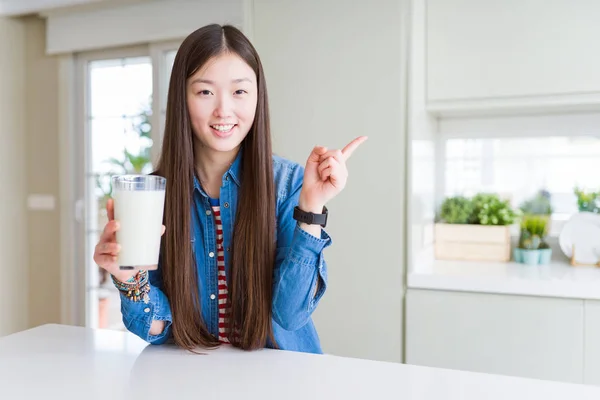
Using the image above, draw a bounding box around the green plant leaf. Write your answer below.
[439,196,473,224]
[471,193,517,226]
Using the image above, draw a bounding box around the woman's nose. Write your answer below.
[213,95,233,118]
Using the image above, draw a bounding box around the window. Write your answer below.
[76,42,180,330]
[87,55,154,331]
[444,136,600,216]
[437,113,600,236]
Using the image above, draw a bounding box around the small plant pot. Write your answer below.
[521,249,540,265]
[538,248,552,265]
[513,248,523,263]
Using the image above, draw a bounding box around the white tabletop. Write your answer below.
[2,324,600,399]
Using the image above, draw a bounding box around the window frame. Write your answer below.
[71,40,181,329]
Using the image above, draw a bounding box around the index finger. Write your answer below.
[107,198,114,221]
[100,220,119,244]
[341,136,368,161]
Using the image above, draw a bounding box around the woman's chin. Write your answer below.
[205,138,244,154]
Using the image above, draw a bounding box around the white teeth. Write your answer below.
[211,124,234,132]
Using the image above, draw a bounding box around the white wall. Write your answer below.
[251,0,409,362]
[45,0,244,54]
[0,16,28,336]
[24,16,63,329]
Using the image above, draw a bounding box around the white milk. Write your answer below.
[113,189,165,269]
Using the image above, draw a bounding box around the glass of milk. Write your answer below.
[111,175,166,271]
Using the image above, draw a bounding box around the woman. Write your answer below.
[93,23,366,354]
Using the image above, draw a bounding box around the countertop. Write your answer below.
[2,324,600,399]
[408,255,600,300]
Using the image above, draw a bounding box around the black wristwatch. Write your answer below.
[293,206,328,227]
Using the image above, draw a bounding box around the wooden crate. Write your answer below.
[434,223,511,262]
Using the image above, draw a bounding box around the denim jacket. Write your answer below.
[119,151,332,354]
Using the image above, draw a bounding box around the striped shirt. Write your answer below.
[212,205,230,343]
[210,201,231,344]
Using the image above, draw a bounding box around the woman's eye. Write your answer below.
[198,90,212,96]
[234,90,247,95]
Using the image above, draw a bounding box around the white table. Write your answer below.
[2,324,600,400]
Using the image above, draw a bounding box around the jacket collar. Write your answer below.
[193,147,242,195]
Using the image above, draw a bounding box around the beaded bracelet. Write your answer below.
[111,270,150,304]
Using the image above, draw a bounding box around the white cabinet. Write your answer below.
[406,289,585,384]
[425,0,600,105]
[585,300,600,385]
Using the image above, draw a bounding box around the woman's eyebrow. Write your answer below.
[190,77,253,85]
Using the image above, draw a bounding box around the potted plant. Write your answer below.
[469,193,518,226]
[574,187,600,213]
[435,193,517,262]
[439,195,473,224]
[514,215,552,265]
[519,189,553,216]
[518,189,553,233]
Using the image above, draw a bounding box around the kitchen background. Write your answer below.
[1,0,600,388]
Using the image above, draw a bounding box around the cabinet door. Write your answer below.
[585,300,600,385]
[406,289,584,383]
[426,0,600,102]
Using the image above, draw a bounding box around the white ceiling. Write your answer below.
[0,0,114,16]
